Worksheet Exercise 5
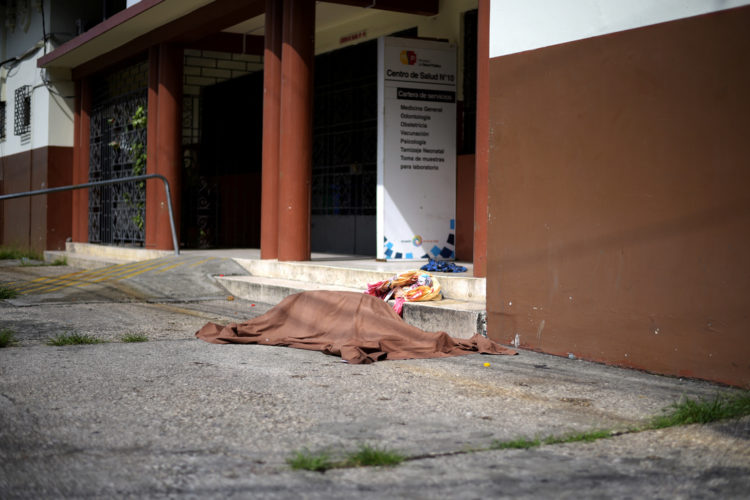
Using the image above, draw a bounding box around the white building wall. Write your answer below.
[489,0,750,58]
[1,0,74,157]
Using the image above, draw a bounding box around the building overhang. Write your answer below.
[38,0,439,78]
[38,0,210,69]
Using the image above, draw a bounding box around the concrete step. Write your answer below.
[40,244,486,338]
[43,250,131,270]
[233,258,485,303]
[44,242,174,269]
[216,275,486,339]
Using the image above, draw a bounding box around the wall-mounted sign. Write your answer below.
[376,36,457,260]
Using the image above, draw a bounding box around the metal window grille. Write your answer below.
[312,40,377,216]
[88,89,148,245]
[88,60,149,246]
[14,85,31,135]
[0,101,6,139]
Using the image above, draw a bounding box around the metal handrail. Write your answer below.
[0,173,179,256]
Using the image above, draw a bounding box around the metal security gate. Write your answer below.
[89,61,148,246]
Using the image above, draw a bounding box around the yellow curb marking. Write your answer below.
[17,260,156,294]
[13,256,218,296]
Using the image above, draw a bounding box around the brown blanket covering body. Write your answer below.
[196,291,516,364]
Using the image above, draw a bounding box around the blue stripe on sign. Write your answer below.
[395,252,402,259]
[440,246,453,258]
[450,219,455,230]
[431,245,441,257]
[406,253,413,259]
[447,233,454,245]
[385,248,393,257]
[386,241,394,249]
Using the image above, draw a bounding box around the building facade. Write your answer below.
[0,0,81,251]
[1,0,748,386]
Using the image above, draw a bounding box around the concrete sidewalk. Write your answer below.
[2,256,748,498]
[1,329,747,498]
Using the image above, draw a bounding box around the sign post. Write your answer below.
[377,36,457,261]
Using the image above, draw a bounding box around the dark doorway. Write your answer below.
[311,28,417,256]
[311,39,378,255]
[185,71,263,248]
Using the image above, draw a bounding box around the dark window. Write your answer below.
[461,9,477,154]
[0,101,6,139]
[103,0,127,19]
[14,85,31,135]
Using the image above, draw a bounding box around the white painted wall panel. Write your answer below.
[1,51,73,156]
[490,0,750,57]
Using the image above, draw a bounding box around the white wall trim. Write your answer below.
[490,0,750,58]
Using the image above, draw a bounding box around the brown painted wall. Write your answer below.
[1,152,32,248]
[46,147,74,250]
[0,147,73,252]
[486,7,750,387]
[456,154,475,261]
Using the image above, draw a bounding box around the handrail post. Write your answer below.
[0,173,180,256]
[159,176,180,256]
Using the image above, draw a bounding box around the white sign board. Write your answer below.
[377,36,457,261]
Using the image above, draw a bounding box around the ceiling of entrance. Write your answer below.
[39,0,438,72]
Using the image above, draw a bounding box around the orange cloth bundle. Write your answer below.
[365,270,442,314]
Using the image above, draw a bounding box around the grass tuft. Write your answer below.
[490,437,541,450]
[0,246,43,261]
[19,257,43,267]
[50,256,68,266]
[544,429,613,445]
[122,333,148,343]
[650,393,750,428]
[0,285,19,299]
[0,328,18,348]
[346,444,404,467]
[490,429,613,450]
[287,444,404,472]
[286,449,333,472]
[46,332,106,346]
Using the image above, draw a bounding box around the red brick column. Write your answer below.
[154,43,182,250]
[260,0,283,259]
[277,0,315,261]
[145,45,160,248]
[71,78,91,242]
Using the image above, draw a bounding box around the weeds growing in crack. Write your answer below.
[288,393,750,472]
[287,444,404,472]
[543,429,614,445]
[650,393,750,428]
[347,444,405,467]
[0,328,18,347]
[0,285,18,299]
[490,437,542,450]
[286,449,333,472]
[0,246,43,261]
[46,333,107,346]
[50,256,68,266]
